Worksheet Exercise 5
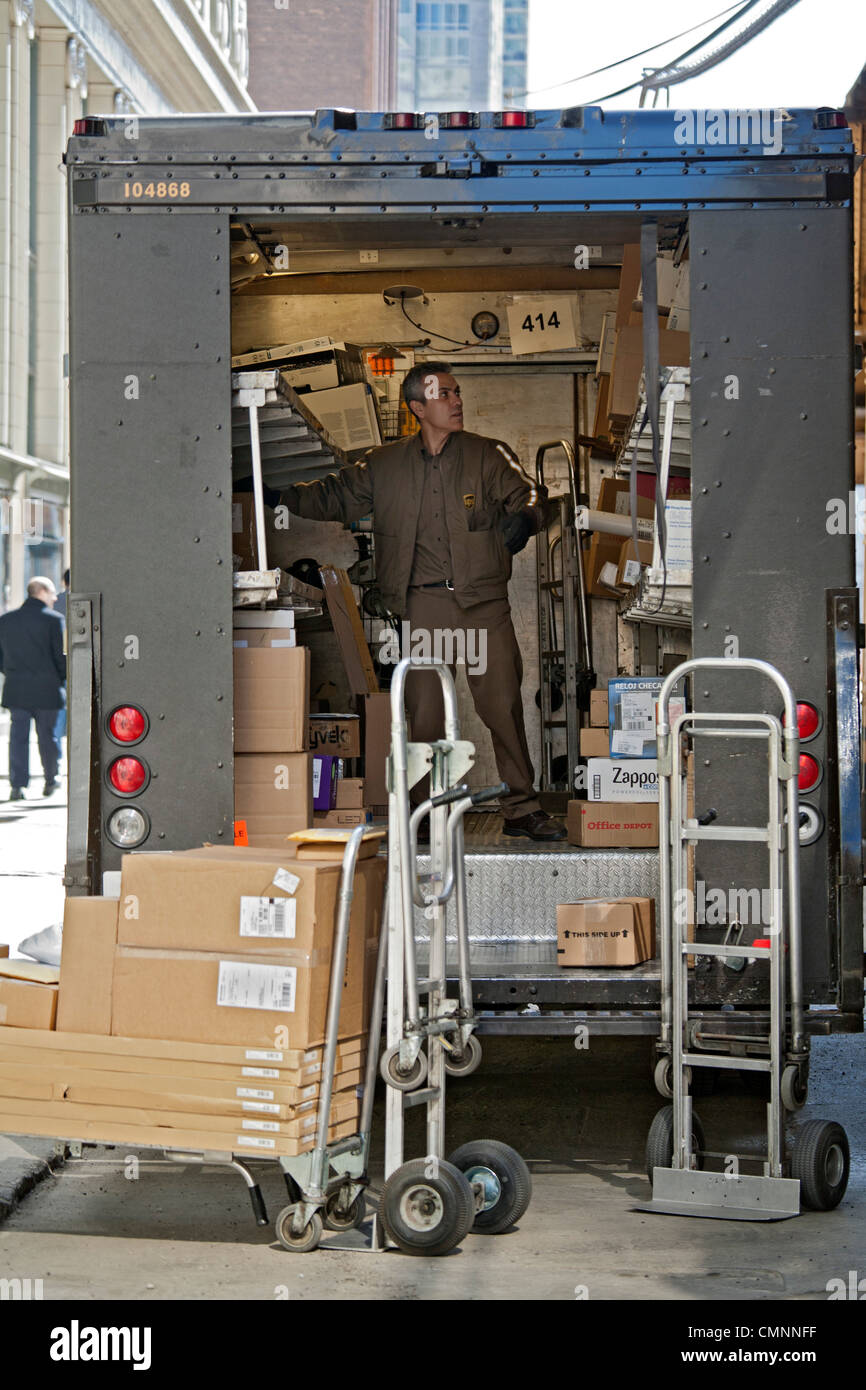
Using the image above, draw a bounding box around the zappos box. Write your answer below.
[587,758,659,802]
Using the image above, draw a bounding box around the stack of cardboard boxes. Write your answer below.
[231,338,381,453]
[309,714,372,827]
[0,843,386,1156]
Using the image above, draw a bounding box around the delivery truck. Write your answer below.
[62,103,863,1067]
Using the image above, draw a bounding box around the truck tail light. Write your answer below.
[108,705,148,744]
[782,700,822,743]
[493,111,535,128]
[106,805,150,848]
[108,756,149,795]
[442,112,479,129]
[72,117,107,136]
[384,113,423,130]
[798,753,822,793]
[813,109,848,130]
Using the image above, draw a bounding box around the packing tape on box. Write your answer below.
[114,946,323,967]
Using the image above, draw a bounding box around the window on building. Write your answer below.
[27,36,38,459]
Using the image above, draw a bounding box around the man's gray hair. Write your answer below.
[27,576,55,597]
[402,361,453,408]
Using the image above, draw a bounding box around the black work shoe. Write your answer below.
[43,780,60,796]
[9,787,25,802]
[502,810,566,841]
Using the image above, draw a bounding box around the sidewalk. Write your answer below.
[0,710,67,956]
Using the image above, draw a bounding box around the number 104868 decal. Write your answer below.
[123,181,191,199]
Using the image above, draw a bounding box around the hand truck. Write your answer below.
[640,657,850,1220]
[275,657,532,1255]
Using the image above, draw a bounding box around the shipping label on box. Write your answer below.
[589,689,609,727]
[587,758,659,801]
[608,677,686,759]
[217,960,297,1013]
[239,896,297,940]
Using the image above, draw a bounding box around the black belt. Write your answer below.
[410,579,454,591]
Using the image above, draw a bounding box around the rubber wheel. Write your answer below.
[645,1104,706,1183]
[380,1045,428,1092]
[275,1205,323,1253]
[447,1139,532,1234]
[381,1158,475,1256]
[443,1033,482,1079]
[654,1057,703,1098]
[791,1120,850,1211]
[781,1064,808,1112]
[323,1190,367,1232]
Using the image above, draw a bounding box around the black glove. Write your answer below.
[233,475,281,509]
[499,511,533,555]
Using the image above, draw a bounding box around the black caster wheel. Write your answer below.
[381,1158,475,1256]
[781,1064,808,1112]
[447,1139,532,1234]
[791,1120,849,1211]
[380,1044,428,1092]
[322,1189,367,1232]
[275,1205,323,1253]
[646,1104,706,1184]
[653,1057,704,1098]
[443,1033,482,1078]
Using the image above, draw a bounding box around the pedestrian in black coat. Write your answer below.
[0,576,66,800]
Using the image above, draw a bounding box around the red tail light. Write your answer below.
[442,112,479,129]
[72,117,107,136]
[782,701,821,743]
[813,109,848,130]
[494,111,535,128]
[798,753,822,793]
[108,705,148,744]
[384,113,423,130]
[108,756,148,795]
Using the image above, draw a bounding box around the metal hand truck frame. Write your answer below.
[276,657,532,1255]
[641,657,850,1220]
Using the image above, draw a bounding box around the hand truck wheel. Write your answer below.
[791,1120,849,1211]
[781,1063,808,1112]
[275,1205,323,1253]
[447,1139,532,1234]
[653,1056,693,1099]
[645,1104,706,1184]
[380,1043,428,1092]
[443,1032,482,1079]
[322,1189,367,1232]
[381,1158,475,1256]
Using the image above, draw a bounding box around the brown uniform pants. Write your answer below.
[403,588,541,820]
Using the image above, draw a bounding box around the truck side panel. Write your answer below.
[67,211,235,881]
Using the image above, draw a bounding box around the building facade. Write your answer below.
[396,0,528,112]
[0,0,254,610]
[246,0,399,113]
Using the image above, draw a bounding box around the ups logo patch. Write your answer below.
[463,493,476,509]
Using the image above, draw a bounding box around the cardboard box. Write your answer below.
[608,677,686,759]
[57,896,119,1035]
[589,690,609,727]
[308,715,361,758]
[615,537,654,589]
[234,753,313,843]
[313,755,339,811]
[579,727,610,758]
[335,778,365,809]
[587,758,659,802]
[118,847,384,956]
[0,945,8,958]
[0,979,58,1029]
[615,243,642,329]
[232,493,272,572]
[313,809,372,829]
[233,629,296,649]
[566,800,659,848]
[111,945,366,1051]
[304,383,381,451]
[362,691,392,803]
[557,896,656,967]
[233,646,309,753]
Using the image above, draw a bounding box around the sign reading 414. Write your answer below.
[506,298,578,356]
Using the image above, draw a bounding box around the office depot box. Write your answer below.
[57,896,119,1035]
[587,758,659,802]
[0,977,58,1029]
[589,690,609,727]
[118,847,385,957]
[308,715,361,758]
[608,677,686,758]
[233,646,309,753]
[579,727,610,758]
[557,897,656,967]
[234,753,313,843]
[335,778,365,809]
[567,800,659,848]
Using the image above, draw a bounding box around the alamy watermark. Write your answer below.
[674,880,783,931]
[674,109,786,155]
[0,496,43,542]
[378,622,488,676]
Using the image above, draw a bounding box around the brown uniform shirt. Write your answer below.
[407,446,452,586]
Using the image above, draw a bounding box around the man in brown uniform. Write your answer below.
[277,362,564,841]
